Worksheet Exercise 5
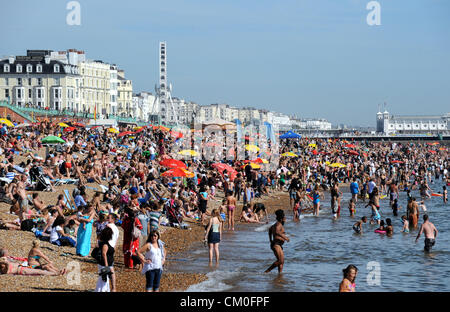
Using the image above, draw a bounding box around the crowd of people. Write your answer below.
[0,118,448,292]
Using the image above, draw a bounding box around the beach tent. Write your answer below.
[279,131,301,139]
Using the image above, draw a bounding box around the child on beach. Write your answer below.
[219,199,227,223]
[353,216,367,234]
[348,198,356,217]
[401,215,410,233]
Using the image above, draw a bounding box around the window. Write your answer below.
[3,64,10,72]
[36,64,42,73]
[5,89,9,98]
[5,78,8,86]
[17,78,22,86]
[16,88,24,99]
[54,64,60,73]
[37,78,42,86]
[55,78,60,85]
[28,89,32,98]
[16,64,22,73]
[26,64,32,73]
[36,88,43,99]
[28,78,32,85]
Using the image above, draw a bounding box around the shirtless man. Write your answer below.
[265,209,289,274]
[388,181,399,206]
[415,214,438,252]
[407,197,420,229]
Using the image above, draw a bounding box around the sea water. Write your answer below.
[168,180,450,292]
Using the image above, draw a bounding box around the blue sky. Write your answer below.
[2,0,449,126]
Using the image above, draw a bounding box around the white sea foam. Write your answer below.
[185,270,241,292]
[254,223,271,232]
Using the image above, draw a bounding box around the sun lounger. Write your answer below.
[63,189,76,211]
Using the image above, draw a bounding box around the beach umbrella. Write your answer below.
[72,122,85,127]
[41,135,65,144]
[178,149,199,157]
[439,147,446,151]
[308,143,317,148]
[181,169,195,178]
[118,131,134,137]
[170,130,183,139]
[58,122,70,128]
[391,160,404,164]
[0,118,14,127]
[428,150,437,154]
[329,163,346,168]
[347,150,359,156]
[253,158,269,164]
[312,149,318,155]
[159,125,170,132]
[63,126,76,132]
[89,126,101,130]
[345,144,356,148]
[134,127,145,134]
[160,159,187,169]
[108,128,119,134]
[281,152,298,157]
[161,168,188,178]
[245,144,260,152]
[426,142,439,146]
[241,163,261,169]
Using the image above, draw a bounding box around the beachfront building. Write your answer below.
[297,118,332,130]
[0,50,80,111]
[132,92,157,122]
[376,110,450,134]
[79,59,113,118]
[117,70,134,118]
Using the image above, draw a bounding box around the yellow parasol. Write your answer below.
[181,169,195,178]
[108,128,119,134]
[329,163,346,168]
[308,143,317,148]
[58,122,70,128]
[242,162,261,169]
[0,118,14,127]
[281,152,298,157]
[178,150,199,157]
[245,144,260,152]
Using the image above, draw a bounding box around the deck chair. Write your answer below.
[63,189,76,211]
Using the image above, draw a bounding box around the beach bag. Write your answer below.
[20,219,37,232]
[132,219,141,240]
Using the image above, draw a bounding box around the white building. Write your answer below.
[376,110,450,134]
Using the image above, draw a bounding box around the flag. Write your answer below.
[94,105,97,121]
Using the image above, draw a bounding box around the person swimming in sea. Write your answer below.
[401,215,409,233]
[353,216,367,234]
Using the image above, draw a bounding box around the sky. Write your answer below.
[1,0,449,126]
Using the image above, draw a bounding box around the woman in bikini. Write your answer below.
[339,265,358,292]
[226,190,236,231]
[27,240,61,274]
[0,256,66,276]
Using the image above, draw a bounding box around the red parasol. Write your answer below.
[118,131,135,137]
[159,159,187,169]
[64,126,76,132]
[161,168,188,177]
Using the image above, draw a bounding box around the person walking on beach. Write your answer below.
[265,209,289,274]
[204,209,223,265]
[312,185,323,216]
[407,197,420,229]
[350,177,359,203]
[339,265,358,292]
[137,230,166,292]
[415,214,438,253]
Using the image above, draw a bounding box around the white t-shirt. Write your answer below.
[107,223,119,248]
[50,226,62,243]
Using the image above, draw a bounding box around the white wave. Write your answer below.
[185,270,241,292]
[254,223,271,232]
